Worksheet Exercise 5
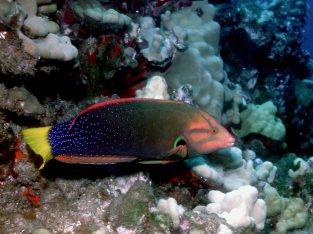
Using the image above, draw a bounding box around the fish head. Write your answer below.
[183,112,235,155]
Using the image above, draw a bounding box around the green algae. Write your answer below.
[104,179,154,229]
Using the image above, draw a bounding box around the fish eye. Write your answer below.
[211,127,218,135]
[173,136,186,148]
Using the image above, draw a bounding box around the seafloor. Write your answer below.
[0,0,313,233]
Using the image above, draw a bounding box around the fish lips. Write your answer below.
[223,136,236,148]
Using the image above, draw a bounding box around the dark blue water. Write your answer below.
[303,0,313,56]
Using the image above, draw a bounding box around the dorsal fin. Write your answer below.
[70,98,176,129]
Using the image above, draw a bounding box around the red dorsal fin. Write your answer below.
[54,155,138,164]
[69,98,175,129]
[78,98,174,116]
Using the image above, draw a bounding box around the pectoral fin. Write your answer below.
[138,145,188,164]
[164,145,188,159]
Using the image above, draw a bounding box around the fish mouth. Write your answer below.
[225,136,235,147]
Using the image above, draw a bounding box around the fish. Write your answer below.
[22,98,235,169]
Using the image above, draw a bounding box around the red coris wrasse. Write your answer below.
[22,98,235,169]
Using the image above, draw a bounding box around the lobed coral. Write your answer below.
[4,0,79,61]
[206,185,267,231]
[232,101,286,141]
[0,84,44,115]
[71,0,132,30]
[135,75,170,99]
[162,1,226,120]
[264,183,309,234]
[20,33,78,61]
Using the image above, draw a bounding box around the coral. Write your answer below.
[0,113,16,181]
[32,228,52,234]
[156,197,185,227]
[223,84,245,125]
[19,33,78,61]
[0,0,24,27]
[264,183,309,234]
[256,161,277,183]
[0,1,312,234]
[185,147,247,190]
[180,211,224,234]
[295,78,313,107]
[0,168,155,233]
[264,183,285,217]
[223,159,258,191]
[152,197,230,233]
[162,1,227,120]
[216,0,308,65]
[171,84,194,105]
[0,84,44,115]
[288,157,310,179]
[139,15,177,66]
[185,147,260,191]
[79,35,123,85]
[0,27,36,76]
[232,101,286,141]
[71,0,132,30]
[0,0,15,22]
[276,197,308,234]
[21,0,59,38]
[135,75,170,99]
[186,156,224,187]
[77,34,138,94]
[270,153,303,197]
[14,0,78,61]
[206,185,267,231]
[104,179,154,231]
[136,0,228,115]
[215,0,312,154]
[211,147,244,170]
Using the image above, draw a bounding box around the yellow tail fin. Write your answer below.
[22,126,53,169]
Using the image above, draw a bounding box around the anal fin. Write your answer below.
[139,145,188,164]
[55,155,138,164]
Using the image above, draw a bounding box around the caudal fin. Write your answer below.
[22,126,53,169]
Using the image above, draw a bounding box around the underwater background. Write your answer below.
[0,0,313,233]
[303,0,312,55]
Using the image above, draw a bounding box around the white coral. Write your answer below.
[206,185,267,230]
[157,197,185,227]
[135,75,170,100]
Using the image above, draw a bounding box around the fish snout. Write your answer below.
[225,136,235,147]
